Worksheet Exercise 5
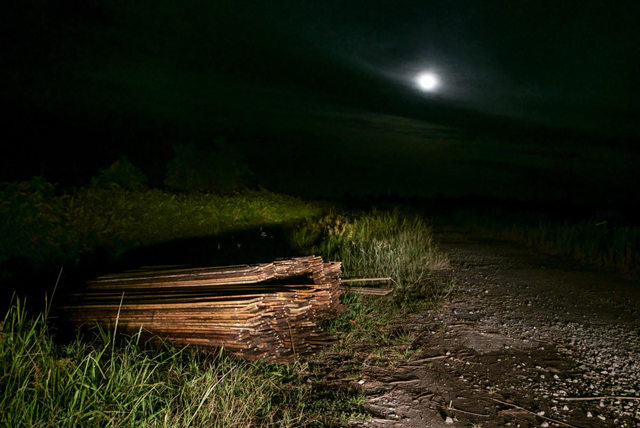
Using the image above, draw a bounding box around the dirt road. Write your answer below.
[352,230,640,428]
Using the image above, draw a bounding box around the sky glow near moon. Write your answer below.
[416,72,439,91]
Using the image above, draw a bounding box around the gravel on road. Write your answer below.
[352,229,640,428]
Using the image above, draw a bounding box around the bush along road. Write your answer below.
[350,229,640,428]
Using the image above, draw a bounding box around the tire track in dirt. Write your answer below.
[350,229,640,428]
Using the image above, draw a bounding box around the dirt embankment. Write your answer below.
[351,230,640,428]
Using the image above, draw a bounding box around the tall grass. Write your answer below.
[456,210,640,275]
[514,221,640,273]
[289,209,453,356]
[291,210,449,289]
[0,297,363,427]
[289,211,455,384]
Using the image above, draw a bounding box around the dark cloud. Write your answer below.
[4,0,638,137]
[2,0,638,202]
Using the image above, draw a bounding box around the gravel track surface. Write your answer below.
[352,230,640,427]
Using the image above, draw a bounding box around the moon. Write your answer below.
[416,72,439,92]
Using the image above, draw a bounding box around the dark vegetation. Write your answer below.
[452,206,640,276]
[0,176,323,308]
[0,153,453,426]
[428,195,640,277]
[335,192,640,278]
[2,146,638,426]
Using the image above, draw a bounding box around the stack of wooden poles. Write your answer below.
[58,256,345,363]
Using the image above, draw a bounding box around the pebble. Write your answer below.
[434,243,640,427]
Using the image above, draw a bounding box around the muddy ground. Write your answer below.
[348,230,640,428]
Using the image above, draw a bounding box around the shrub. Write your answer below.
[164,141,252,193]
[90,156,148,191]
[0,183,325,279]
[0,177,65,269]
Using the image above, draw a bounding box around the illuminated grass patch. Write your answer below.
[0,298,364,427]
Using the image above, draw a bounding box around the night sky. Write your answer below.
[2,1,639,204]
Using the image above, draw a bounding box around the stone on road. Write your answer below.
[352,230,640,428]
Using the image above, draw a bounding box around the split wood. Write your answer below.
[437,403,490,418]
[400,355,448,366]
[55,256,344,364]
[489,397,579,428]
[367,418,395,424]
[388,379,420,385]
[339,286,392,296]
[415,392,435,400]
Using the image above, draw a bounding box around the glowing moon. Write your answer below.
[416,72,439,91]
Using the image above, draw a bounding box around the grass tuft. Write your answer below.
[291,209,449,294]
[0,297,364,427]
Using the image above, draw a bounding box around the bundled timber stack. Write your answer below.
[58,256,344,363]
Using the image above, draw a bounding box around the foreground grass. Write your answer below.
[1,298,365,427]
[1,179,451,426]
